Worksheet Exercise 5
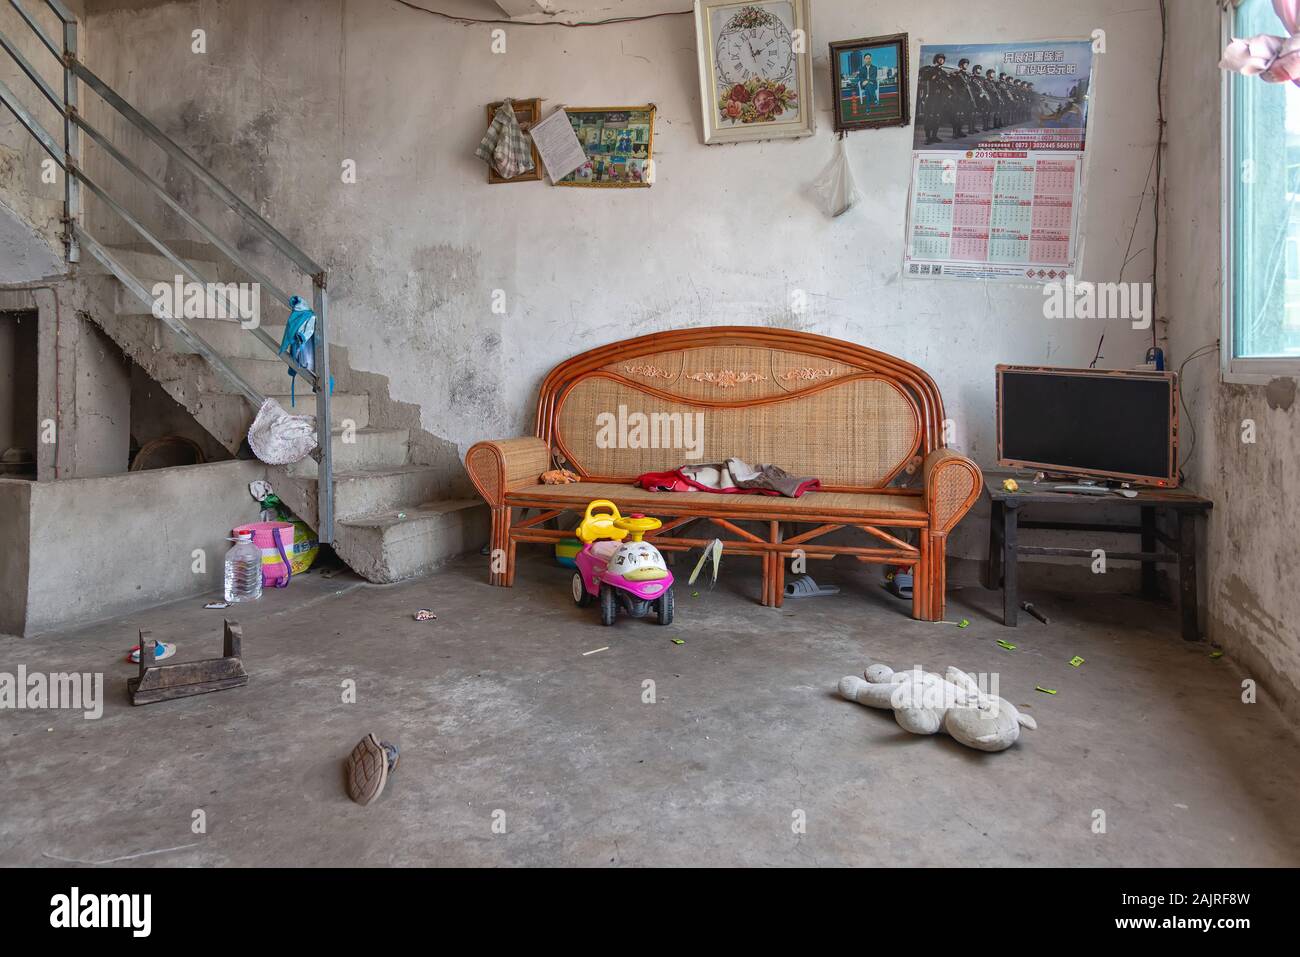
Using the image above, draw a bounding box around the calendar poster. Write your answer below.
[903,151,1083,283]
[904,36,1092,283]
[913,39,1094,153]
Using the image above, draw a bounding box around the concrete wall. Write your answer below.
[78,0,1165,562]
[1165,0,1300,719]
[0,279,139,479]
[0,478,31,635]
[70,310,131,476]
[5,458,266,635]
[0,0,82,279]
[129,364,232,466]
[0,200,63,284]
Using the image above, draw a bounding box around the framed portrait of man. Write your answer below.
[829,33,910,132]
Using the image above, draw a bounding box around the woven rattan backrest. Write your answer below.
[538,329,941,488]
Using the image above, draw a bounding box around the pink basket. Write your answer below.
[232,521,294,587]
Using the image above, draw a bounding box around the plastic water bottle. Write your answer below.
[224,532,263,602]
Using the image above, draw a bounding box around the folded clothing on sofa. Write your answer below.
[637,457,821,498]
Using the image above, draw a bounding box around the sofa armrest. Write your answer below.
[464,437,552,507]
[923,448,982,535]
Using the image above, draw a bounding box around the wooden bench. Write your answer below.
[464,327,981,620]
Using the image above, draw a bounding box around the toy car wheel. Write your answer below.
[656,587,674,626]
[572,572,592,607]
[599,584,617,626]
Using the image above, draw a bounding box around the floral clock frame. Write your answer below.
[694,0,815,144]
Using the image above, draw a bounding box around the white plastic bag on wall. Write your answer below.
[247,397,317,465]
[811,137,862,218]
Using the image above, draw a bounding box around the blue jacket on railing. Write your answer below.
[280,295,331,406]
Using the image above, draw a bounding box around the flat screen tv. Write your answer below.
[996,366,1179,487]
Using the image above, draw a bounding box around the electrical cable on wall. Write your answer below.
[410,0,1172,377]
[1152,0,1167,352]
[1176,340,1221,480]
[1089,0,1166,370]
[53,294,61,479]
[1088,334,1105,369]
[391,0,692,27]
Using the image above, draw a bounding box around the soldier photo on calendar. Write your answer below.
[912,39,1095,153]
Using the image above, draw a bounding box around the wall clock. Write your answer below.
[694,0,815,144]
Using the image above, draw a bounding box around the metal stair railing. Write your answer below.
[0,0,335,542]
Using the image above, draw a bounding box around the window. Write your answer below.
[1225,0,1300,380]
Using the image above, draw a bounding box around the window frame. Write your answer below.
[1221,0,1300,383]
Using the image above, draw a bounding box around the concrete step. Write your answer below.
[335,464,445,521]
[264,392,369,429]
[101,314,289,359]
[103,239,225,261]
[208,356,298,395]
[199,357,350,396]
[100,314,348,377]
[114,282,299,326]
[288,428,410,475]
[281,464,445,526]
[335,499,490,583]
[191,391,369,454]
[105,245,311,325]
[100,247,224,288]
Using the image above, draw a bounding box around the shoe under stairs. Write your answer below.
[92,243,487,583]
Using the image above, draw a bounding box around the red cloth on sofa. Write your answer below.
[636,462,821,498]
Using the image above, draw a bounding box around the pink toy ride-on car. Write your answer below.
[571,499,675,626]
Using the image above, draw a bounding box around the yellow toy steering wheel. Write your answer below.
[576,500,629,544]
[614,513,662,542]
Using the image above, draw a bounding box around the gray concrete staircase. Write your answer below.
[92,244,487,583]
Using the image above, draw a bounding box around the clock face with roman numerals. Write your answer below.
[716,18,794,85]
[698,0,813,142]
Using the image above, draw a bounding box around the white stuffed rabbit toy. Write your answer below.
[838,662,1037,752]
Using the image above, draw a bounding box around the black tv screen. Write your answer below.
[997,367,1178,486]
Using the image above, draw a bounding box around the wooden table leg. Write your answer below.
[1177,509,1201,641]
[1140,505,1158,598]
[986,500,1004,590]
[1002,503,1019,627]
[770,520,785,608]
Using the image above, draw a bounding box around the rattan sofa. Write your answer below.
[464,327,981,620]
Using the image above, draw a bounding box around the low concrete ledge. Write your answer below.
[1,459,267,637]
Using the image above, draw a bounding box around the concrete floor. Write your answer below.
[3,552,1300,867]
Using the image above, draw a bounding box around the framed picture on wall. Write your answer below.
[694,0,815,144]
[829,33,910,132]
[484,98,543,184]
[554,106,656,188]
